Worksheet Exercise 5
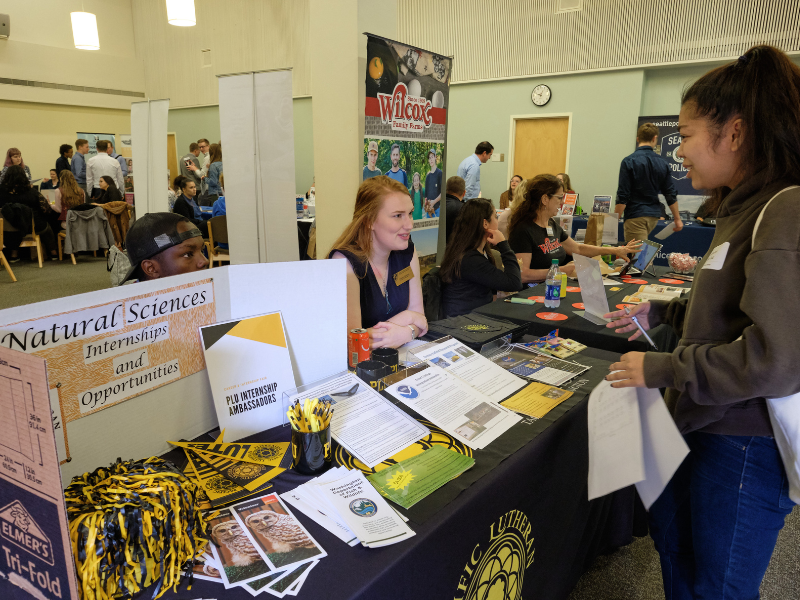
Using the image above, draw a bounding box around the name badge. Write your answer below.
[701,241,730,271]
[393,266,414,286]
[546,226,554,236]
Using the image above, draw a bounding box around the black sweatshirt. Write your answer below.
[442,240,522,318]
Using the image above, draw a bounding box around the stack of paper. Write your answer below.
[493,345,590,387]
[367,446,475,509]
[623,284,685,304]
[284,467,415,548]
[188,492,326,597]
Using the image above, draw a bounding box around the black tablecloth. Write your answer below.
[157,347,647,600]
[473,268,690,354]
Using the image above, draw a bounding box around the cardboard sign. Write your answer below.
[0,347,79,600]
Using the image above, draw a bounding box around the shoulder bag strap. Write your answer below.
[751,186,799,245]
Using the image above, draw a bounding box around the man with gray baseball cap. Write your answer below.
[121,212,208,284]
[363,140,382,180]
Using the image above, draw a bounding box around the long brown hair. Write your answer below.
[502,175,522,209]
[681,45,800,211]
[508,174,561,238]
[58,170,84,208]
[557,173,573,192]
[209,143,222,164]
[439,198,495,283]
[329,176,411,266]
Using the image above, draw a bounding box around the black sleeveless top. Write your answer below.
[329,240,415,329]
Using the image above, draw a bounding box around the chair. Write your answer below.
[57,231,66,261]
[19,218,44,268]
[207,215,230,268]
[63,207,115,264]
[0,219,18,282]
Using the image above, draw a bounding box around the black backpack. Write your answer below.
[422,266,444,322]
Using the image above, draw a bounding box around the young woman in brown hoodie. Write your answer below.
[605,45,800,599]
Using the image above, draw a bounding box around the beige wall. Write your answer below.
[0,0,144,109]
[0,100,131,183]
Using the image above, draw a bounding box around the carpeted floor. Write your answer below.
[569,506,800,599]
[3,254,798,600]
[0,253,112,309]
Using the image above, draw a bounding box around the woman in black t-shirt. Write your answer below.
[328,176,428,349]
[508,174,640,283]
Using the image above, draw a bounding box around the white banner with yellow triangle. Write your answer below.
[200,311,296,441]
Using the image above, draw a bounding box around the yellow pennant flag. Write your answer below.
[168,440,290,467]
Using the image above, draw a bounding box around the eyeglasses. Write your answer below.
[549,194,564,200]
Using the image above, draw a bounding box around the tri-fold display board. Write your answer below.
[0,261,347,485]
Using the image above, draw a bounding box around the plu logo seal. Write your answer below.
[396,385,418,399]
[0,500,54,566]
[463,324,489,331]
[454,509,535,600]
[349,498,378,517]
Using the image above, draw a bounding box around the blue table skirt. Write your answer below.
[570,216,715,266]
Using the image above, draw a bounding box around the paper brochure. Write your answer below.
[587,380,689,509]
[200,311,297,441]
[385,367,521,450]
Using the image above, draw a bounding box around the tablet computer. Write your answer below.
[618,239,662,277]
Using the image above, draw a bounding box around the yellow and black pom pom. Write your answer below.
[65,457,209,600]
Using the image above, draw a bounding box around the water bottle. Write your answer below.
[545,259,561,308]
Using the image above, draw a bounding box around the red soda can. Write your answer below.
[348,329,370,369]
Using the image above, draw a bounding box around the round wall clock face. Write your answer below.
[532,84,551,106]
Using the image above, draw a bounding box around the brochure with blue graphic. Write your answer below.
[385,367,521,450]
[314,468,415,548]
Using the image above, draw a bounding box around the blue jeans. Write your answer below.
[649,432,795,599]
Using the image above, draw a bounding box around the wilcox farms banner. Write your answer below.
[363,34,452,273]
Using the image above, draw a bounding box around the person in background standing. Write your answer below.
[107,143,127,177]
[40,169,59,190]
[444,175,467,242]
[499,174,522,210]
[197,138,211,182]
[0,148,32,185]
[424,148,443,216]
[206,143,223,196]
[385,143,409,187]
[86,140,124,199]
[71,139,89,193]
[409,172,424,219]
[556,173,575,194]
[56,144,73,176]
[363,140,382,180]
[180,143,202,187]
[457,141,493,200]
[616,122,683,242]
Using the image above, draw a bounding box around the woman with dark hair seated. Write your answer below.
[439,198,522,317]
[172,178,209,236]
[0,165,57,261]
[93,176,124,205]
[168,175,186,212]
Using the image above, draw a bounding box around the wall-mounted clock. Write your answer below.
[531,84,551,107]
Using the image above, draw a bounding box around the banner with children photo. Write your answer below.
[363,34,452,274]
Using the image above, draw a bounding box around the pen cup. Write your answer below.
[291,425,332,476]
[371,347,399,374]
[356,359,391,392]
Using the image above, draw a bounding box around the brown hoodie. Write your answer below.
[643,173,800,436]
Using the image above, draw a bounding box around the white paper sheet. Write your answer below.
[601,213,619,244]
[385,368,521,450]
[587,380,644,501]
[634,387,690,509]
[413,338,527,402]
[574,255,611,321]
[285,373,428,468]
[654,221,677,240]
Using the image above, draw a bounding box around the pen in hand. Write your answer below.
[623,306,658,351]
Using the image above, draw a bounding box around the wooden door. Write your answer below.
[513,117,569,180]
[167,133,179,185]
